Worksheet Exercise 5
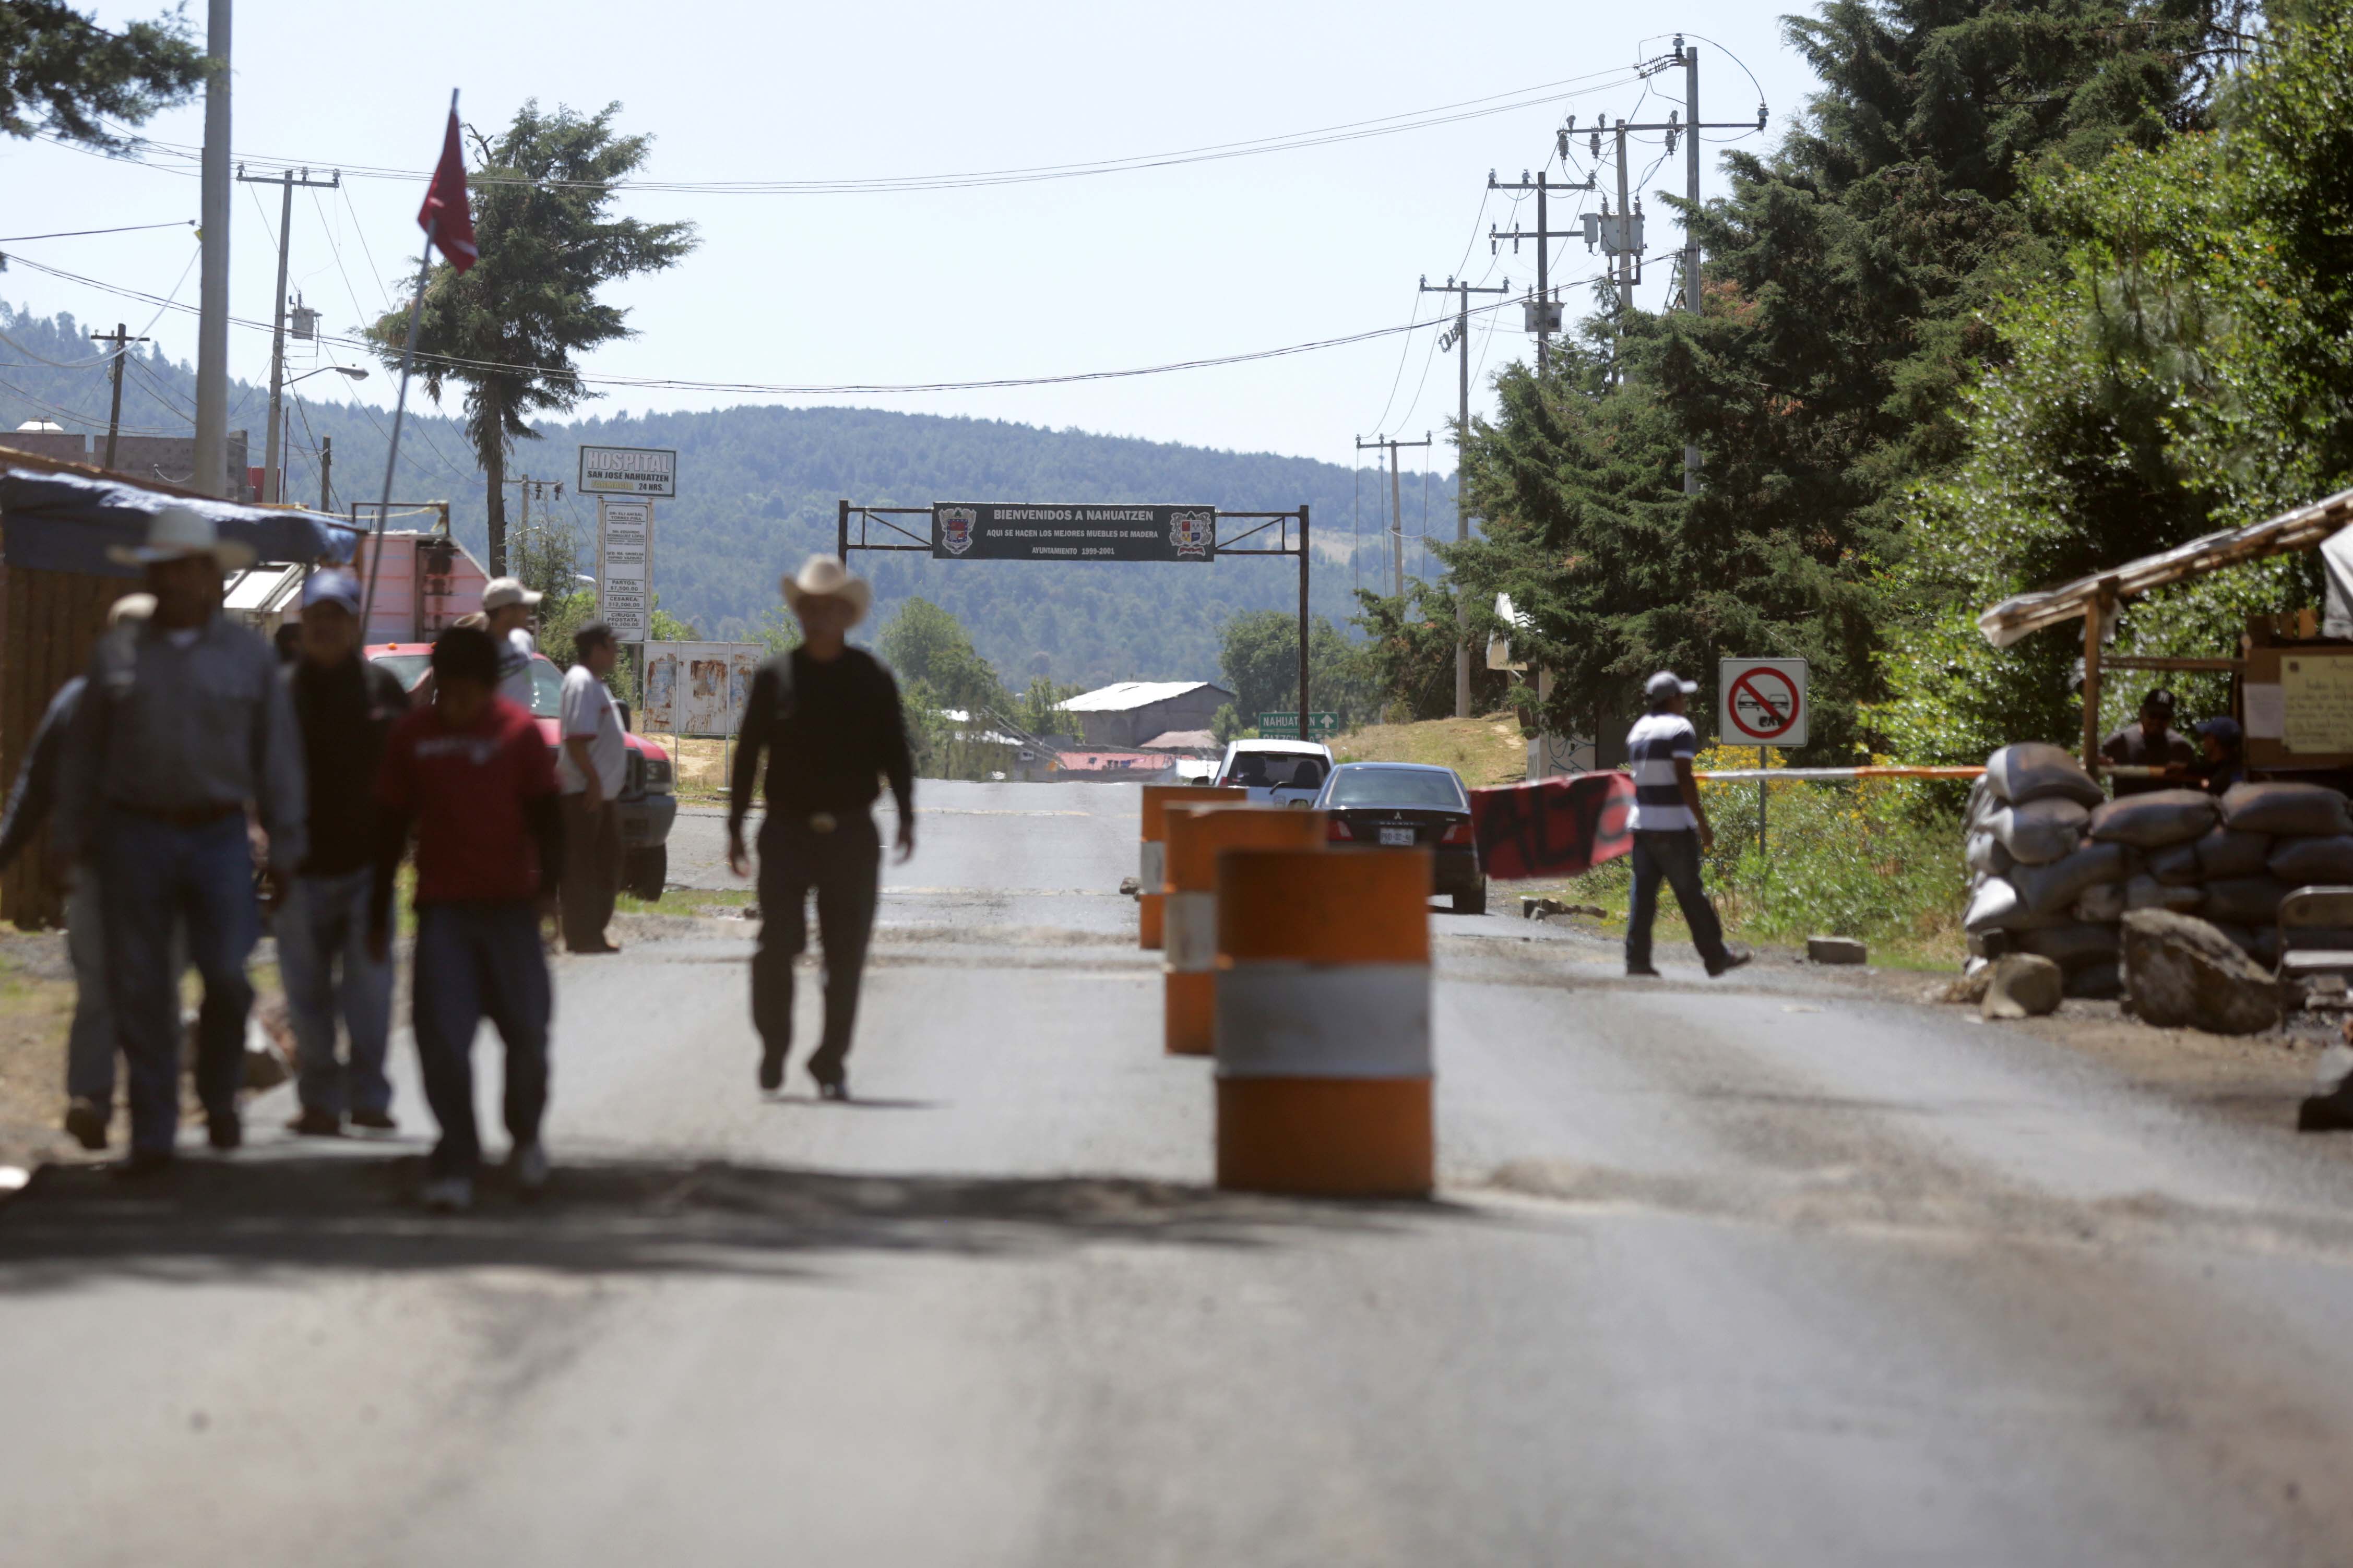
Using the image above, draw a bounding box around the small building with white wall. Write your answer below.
[1057,679,1235,749]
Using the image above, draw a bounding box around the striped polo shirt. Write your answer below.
[1625,711,1698,831]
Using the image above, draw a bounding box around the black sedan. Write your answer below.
[1314,762,1486,914]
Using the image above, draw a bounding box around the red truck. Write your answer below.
[367,642,679,900]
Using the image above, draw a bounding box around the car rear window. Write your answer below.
[372,652,564,720]
[372,653,431,692]
[1328,767,1467,810]
[1226,752,1328,790]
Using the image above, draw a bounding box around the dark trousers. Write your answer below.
[753,813,881,1083]
[99,809,257,1155]
[559,793,621,950]
[1626,829,1731,973]
[412,901,551,1178]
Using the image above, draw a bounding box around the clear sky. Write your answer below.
[2,1,1821,467]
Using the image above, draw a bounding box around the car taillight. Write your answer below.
[1327,818,1354,842]
[1440,821,1474,845]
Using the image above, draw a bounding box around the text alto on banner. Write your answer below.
[1467,772,1634,880]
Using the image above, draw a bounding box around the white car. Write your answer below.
[1215,738,1334,806]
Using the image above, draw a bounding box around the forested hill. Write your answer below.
[0,306,1459,685]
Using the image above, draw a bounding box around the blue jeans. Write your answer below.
[1625,829,1731,973]
[64,870,114,1104]
[411,901,551,1178]
[99,809,259,1156]
[278,868,394,1118]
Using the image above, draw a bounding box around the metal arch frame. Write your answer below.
[836,498,1314,740]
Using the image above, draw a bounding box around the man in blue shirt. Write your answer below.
[1623,670,1750,979]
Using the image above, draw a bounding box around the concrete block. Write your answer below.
[1808,936,1868,965]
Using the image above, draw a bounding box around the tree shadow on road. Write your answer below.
[0,1153,1477,1291]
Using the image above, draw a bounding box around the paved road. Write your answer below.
[7,779,2353,1564]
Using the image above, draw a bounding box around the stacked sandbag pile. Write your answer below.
[1964,747,2353,997]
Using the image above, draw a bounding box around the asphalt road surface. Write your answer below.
[8,779,2353,1565]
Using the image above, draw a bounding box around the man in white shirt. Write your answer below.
[482,576,543,711]
[556,621,628,953]
[1623,669,1749,979]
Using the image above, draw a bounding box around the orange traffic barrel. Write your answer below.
[1137,784,1243,950]
[1162,802,1327,1057]
[1213,847,1433,1197]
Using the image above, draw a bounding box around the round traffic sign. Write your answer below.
[1726,666,1802,741]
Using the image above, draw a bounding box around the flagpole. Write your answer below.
[359,86,458,639]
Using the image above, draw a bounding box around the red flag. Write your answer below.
[418,103,477,272]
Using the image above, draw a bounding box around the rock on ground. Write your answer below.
[1982,954,2064,1019]
[2120,909,2282,1036]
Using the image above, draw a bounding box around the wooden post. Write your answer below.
[2083,581,2113,773]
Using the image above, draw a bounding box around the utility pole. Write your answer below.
[1356,434,1432,601]
[318,434,332,510]
[237,164,341,504]
[1421,275,1509,717]
[1488,162,1591,376]
[88,322,149,473]
[194,0,231,497]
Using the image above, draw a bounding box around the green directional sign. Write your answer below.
[1258,711,1340,739]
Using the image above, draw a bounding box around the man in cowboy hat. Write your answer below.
[57,506,306,1174]
[727,555,914,1099]
[481,576,544,711]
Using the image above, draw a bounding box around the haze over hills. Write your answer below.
[0,306,1464,686]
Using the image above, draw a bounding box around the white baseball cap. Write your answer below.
[481,576,543,611]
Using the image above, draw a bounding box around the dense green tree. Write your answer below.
[1218,609,1381,728]
[1448,0,2245,754]
[366,101,695,575]
[0,3,206,149]
[879,597,1010,719]
[1347,585,1511,723]
[1881,6,2353,761]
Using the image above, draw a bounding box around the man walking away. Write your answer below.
[372,625,563,1213]
[281,569,409,1137]
[1623,670,1750,980]
[557,621,626,953]
[727,556,914,1100]
[57,508,306,1176]
[2100,687,2197,799]
[0,592,154,1150]
[482,576,543,711]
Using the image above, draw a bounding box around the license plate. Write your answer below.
[1378,827,1416,847]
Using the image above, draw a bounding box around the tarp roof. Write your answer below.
[0,450,360,581]
[1977,486,2353,649]
[1057,679,1230,712]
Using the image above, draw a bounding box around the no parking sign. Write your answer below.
[1717,659,1809,748]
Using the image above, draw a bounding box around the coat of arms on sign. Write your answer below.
[1169,508,1211,558]
[940,506,977,555]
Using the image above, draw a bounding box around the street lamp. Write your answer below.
[284,365,368,388]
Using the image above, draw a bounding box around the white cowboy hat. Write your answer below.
[481,576,543,611]
[106,505,256,571]
[780,554,872,622]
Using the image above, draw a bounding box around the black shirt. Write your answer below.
[2100,723,2197,798]
[729,647,914,830]
[287,655,410,876]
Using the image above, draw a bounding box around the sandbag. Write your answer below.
[1965,831,2015,878]
[1964,876,2024,935]
[2221,781,2351,837]
[1964,774,1998,833]
[2147,842,2204,886]
[2011,841,2134,915]
[2201,876,2293,927]
[2194,827,2272,881]
[2124,874,2203,914]
[2085,788,2218,849]
[2065,962,2123,1000]
[2073,883,2125,924]
[1985,743,2106,808]
[2018,921,2120,974]
[1986,797,2089,865]
[2267,834,2353,885]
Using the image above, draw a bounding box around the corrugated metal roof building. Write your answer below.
[1056,679,1234,749]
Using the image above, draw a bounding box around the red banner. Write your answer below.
[1468,772,1633,880]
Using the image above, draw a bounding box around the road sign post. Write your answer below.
[1718,659,1808,859]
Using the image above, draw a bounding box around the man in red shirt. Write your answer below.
[371,625,564,1213]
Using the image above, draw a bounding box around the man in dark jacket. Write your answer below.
[281,569,409,1136]
[2101,687,2197,798]
[727,556,914,1100]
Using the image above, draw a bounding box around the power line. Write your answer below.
[0,219,194,242]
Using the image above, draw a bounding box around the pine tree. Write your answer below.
[0,3,206,150]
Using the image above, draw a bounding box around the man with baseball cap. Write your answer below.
[1622,669,1749,979]
[481,575,544,711]
[2100,686,2196,799]
[728,555,914,1100]
[279,568,411,1136]
[57,506,306,1174]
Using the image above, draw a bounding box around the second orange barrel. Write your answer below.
[1213,846,1433,1196]
[1162,802,1327,1057]
[1137,784,1244,950]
